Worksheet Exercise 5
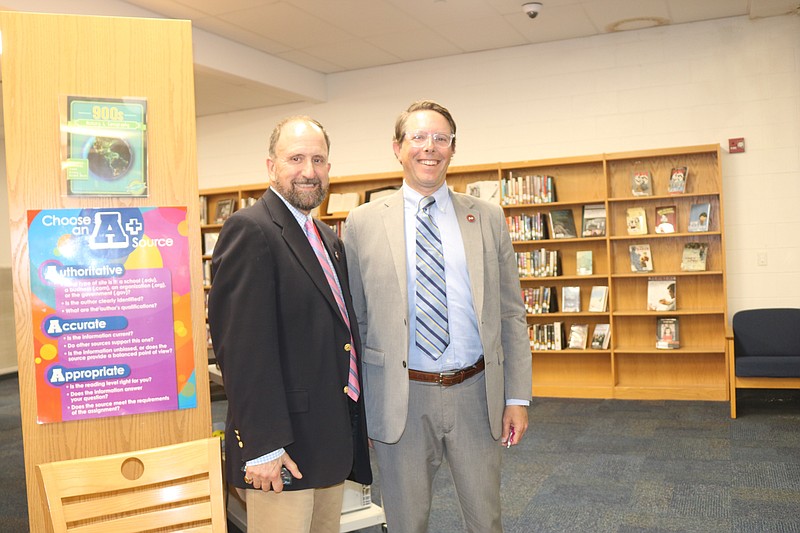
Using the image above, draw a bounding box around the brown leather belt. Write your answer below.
[408,358,485,387]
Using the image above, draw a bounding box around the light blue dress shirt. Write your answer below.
[403,183,530,407]
[403,183,483,373]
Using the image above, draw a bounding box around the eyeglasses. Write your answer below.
[404,130,455,148]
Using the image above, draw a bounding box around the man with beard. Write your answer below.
[208,116,371,533]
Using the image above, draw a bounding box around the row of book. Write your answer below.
[523,277,693,315]
[522,286,558,314]
[516,249,561,278]
[626,202,711,235]
[631,166,688,196]
[527,322,611,350]
[501,174,556,205]
[506,213,549,241]
[528,318,679,351]
[559,285,609,313]
[629,242,708,273]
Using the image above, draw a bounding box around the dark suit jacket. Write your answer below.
[208,188,371,490]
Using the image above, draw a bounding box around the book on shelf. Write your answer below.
[203,259,212,286]
[529,322,565,350]
[203,232,220,256]
[656,317,680,349]
[326,192,360,214]
[631,170,652,197]
[626,207,648,235]
[501,174,556,205]
[590,323,611,349]
[553,321,564,350]
[199,195,208,225]
[647,277,676,311]
[629,244,654,272]
[668,166,688,194]
[581,204,606,237]
[240,195,259,209]
[466,180,501,204]
[688,202,711,232]
[507,213,548,241]
[588,286,609,312]
[522,286,558,314]
[561,286,581,313]
[548,209,578,239]
[567,324,589,350]
[654,205,677,234]
[576,250,593,276]
[680,242,708,271]
[516,249,561,277]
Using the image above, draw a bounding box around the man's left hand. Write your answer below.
[501,404,529,448]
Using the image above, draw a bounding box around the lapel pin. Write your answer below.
[466,214,476,223]
[334,250,341,261]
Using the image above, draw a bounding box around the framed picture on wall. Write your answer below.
[365,186,400,203]
[215,199,235,223]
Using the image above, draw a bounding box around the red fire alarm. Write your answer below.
[729,138,745,153]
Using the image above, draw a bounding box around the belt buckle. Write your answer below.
[437,370,457,386]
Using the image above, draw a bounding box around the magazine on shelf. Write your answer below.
[631,171,652,197]
[581,204,606,237]
[647,277,676,311]
[548,209,578,239]
[567,324,589,350]
[688,202,711,232]
[561,286,581,313]
[626,207,648,235]
[203,232,219,256]
[629,244,654,272]
[576,250,593,276]
[668,166,688,194]
[656,317,680,349]
[327,192,360,214]
[654,205,677,234]
[588,286,609,312]
[591,324,611,349]
[681,242,709,271]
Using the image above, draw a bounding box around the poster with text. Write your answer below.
[63,96,148,197]
[28,207,196,423]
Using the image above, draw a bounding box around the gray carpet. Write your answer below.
[2,376,799,532]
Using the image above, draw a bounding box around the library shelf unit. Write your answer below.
[198,184,267,353]
[199,143,728,402]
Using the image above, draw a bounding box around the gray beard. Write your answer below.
[273,180,328,212]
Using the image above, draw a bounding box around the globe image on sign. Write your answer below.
[87,136,133,180]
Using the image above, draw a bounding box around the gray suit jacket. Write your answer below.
[344,188,531,443]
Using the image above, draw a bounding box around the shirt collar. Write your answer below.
[402,181,451,214]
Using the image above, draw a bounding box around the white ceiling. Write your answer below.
[2,0,799,117]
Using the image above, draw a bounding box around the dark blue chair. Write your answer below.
[727,308,800,417]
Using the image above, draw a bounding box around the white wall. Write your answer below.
[2,14,798,322]
[197,15,800,317]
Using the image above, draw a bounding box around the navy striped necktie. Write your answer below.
[415,196,449,360]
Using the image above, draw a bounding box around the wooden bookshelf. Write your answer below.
[200,143,728,402]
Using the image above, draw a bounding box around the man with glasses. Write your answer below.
[344,100,532,532]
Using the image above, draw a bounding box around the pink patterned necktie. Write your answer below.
[304,218,360,402]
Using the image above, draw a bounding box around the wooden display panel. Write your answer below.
[1,12,209,531]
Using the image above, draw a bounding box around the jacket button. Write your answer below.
[238,441,244,448]
[402,361,407,368]
[343,386,349,395]
[344,343,352,351]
